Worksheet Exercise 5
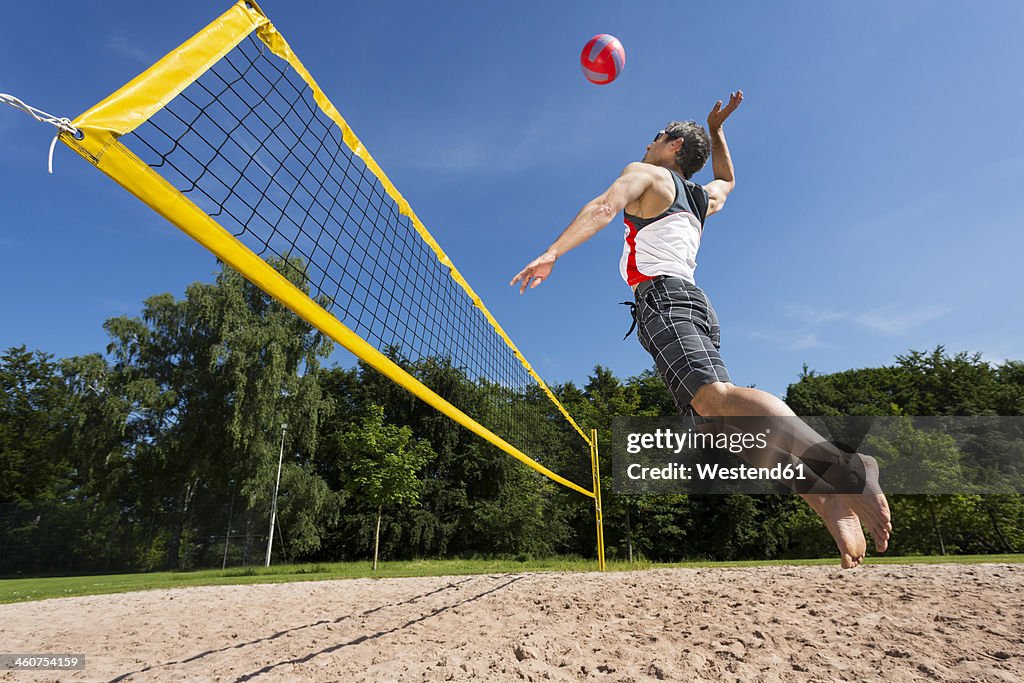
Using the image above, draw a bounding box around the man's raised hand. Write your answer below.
[510,251,557,294]
[707,90,744,131]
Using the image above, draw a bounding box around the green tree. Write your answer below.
[865,417,966,554]
[787,347,1024,558]
[1,348,63,507]
[58,352,135,571]
[0,347,75,572]
[337,404,435,570]
[102,259,335,569]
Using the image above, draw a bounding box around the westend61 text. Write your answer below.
[627,462,808,482]
[625,427,769,455]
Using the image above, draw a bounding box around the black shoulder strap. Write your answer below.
[677,174,709,226]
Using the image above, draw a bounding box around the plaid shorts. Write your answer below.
[634,276,731,415]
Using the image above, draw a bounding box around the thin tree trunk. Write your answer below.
[243,513,252,566]
[145,509,156,570]
[169,479,196,570]
[275,516,288,565]
[104,515,117,572]
[222,485,235,570]
[373,505,382,572]
[625,503,633,563]
[929,498,946,556]
[986,502,1017,553]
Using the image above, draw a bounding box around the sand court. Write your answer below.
[1,563,1022,682]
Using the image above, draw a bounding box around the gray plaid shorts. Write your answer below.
[634,276,731,415]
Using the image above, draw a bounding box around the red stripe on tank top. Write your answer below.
[624,218,655,287]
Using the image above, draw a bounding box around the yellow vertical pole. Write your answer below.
[590,428,606,572]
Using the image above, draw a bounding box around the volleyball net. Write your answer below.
[55,1,604,565]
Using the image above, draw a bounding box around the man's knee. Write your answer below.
[690,381,734,416]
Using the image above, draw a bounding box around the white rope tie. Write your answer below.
[1,93,82,174]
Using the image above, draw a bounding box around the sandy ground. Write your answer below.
[1,564,1022,682]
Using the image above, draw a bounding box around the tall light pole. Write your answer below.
[265,422,288,567]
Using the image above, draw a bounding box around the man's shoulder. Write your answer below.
[665,168,704,192]
[623,161,669,178]
[631,163,701,191]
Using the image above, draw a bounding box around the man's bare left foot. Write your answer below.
[841,454,892,553]
[800,493,866,569]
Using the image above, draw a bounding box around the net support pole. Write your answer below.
[590,428,606,572]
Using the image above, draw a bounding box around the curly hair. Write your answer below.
[663,120,710,180]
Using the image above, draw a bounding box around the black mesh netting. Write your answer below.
[121,33,587,474]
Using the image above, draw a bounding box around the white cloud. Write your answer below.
[749,301,955,353]
[749,330,827,351]
[950,339,1024,367]
[383,91,618,175]
[978,350,1016,366]
[781,302,952,337]
[98,298,137,313]
[781,305,847,325]
[402,139,494,173]
[105,32,152,66]
[853,304,952,336]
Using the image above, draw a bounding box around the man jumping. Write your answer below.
[510,92,891,568]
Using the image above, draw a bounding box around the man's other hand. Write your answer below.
[707,90,744,131]
[510,251,557,294]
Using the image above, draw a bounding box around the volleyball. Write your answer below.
[580,34,625,85]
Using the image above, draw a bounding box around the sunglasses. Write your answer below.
[653,130,683,143]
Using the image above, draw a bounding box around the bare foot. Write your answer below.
[841,454,892,553]
[800,493,866,568]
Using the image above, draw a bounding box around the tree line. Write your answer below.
[1,262,1022,575]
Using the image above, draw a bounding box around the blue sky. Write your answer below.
[3,1,1023,399]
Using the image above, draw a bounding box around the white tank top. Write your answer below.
[619,170,709,286]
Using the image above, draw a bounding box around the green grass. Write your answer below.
[2,554,1021,605]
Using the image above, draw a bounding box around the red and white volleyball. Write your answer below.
[580,34,625,85]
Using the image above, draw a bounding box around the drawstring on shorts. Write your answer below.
[620,301,638,339]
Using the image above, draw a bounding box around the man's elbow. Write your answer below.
[715,179,736,203]
[590,200,617,224]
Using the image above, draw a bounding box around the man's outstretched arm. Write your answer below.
[510,162,655,294]
[704,90,743,218]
